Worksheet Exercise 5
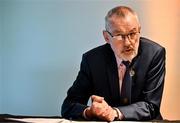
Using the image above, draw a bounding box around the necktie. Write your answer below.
[120,61,132,105]
[118,63,126,94]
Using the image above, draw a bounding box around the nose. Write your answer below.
[123,36,131,46]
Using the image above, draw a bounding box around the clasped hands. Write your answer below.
[84,95,118,121]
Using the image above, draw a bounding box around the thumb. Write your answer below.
[91,95,104,103]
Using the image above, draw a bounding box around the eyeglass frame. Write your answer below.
[106,30,140,41]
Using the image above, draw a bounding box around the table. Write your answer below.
[0,114,179,123]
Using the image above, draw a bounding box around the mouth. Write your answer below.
[124,48,134,54]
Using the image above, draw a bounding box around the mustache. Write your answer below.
[122,46,135,52]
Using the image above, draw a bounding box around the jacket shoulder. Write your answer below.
[83,43,111,58]
[140,37,165,53]
[140,37,164,49]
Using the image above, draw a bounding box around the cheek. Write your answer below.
[110,41,123,52]
[128,40,137,49]
[133,39,139,48]
[115,42,124,50]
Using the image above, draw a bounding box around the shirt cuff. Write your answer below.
[83,107,90,120]
[113,107,124,120]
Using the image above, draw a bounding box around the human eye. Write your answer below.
[113,34,123,41]
[128,32,137,39]
[129,32,136,37]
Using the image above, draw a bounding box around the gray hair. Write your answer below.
[105,6,139,30]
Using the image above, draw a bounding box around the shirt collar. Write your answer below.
[114,54,123,68]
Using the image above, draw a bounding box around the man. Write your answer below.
[61,6,166,121]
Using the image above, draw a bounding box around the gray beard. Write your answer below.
[121,50,137,62]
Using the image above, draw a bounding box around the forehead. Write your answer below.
[107,14,139,34]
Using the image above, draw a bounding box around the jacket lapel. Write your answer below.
[104,44,120,101]
[106,60,120,101]
[103,43,142,104]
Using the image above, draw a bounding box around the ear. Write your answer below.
[103,30,110,43]
[138,26,141,33]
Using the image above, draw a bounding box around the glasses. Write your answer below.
[106,30,139,41]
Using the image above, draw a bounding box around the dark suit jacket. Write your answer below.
[61,37,166,121]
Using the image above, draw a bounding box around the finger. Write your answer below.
[91,103,109,118]
[91,102,103,114]
[91,95,104,103]
[95,100,110,117]
[99,106,111,117]
[102,106,111,116]
[106,106,116,121]
[101,107,115,122]
[91,102,108,117]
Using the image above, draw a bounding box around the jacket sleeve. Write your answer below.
[61,54,92,120]
[118,47,166,120]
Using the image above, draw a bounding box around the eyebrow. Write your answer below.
[113,27,137,35]
[129,28,138,32]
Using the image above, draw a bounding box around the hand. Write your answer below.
[91,95,104,103]
[84,95,104,119]
[85,95,117,121]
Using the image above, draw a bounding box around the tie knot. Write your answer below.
[122,61,130,67]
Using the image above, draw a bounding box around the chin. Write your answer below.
[121,52,137,62]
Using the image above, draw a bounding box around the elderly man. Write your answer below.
[61,6,166,121]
